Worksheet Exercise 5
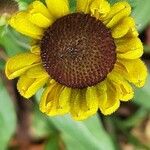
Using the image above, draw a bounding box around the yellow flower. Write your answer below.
[5,0,148,120]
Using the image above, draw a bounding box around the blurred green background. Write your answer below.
[0,0,150,150]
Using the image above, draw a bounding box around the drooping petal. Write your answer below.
[5,53,41,79]
[17,65,49,99]
[96,81,107,107]
[112,17,138,39]
[9,11,43,39]
[104,1,131,28]
[76,0,93,13]
[70,87,99,120]
[116,37,143,59]
[40,82,55,113]
[40,82,70,116]
[27,1,54,28]
[45,0,69,18]
[58,87,71,112]
[115,59,148,88]
[90,0,110,20]
[97,81,120,115]
[70,89,91,120]
[108,71,134,101]
[85,86,99,115]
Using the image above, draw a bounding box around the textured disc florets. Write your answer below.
[41,13,116,88]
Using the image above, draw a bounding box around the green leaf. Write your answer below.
[49,115,114,150]
[45,135,60,150]
[0,26,30,57]
[0,79,17,150]
[31,104,57,139]
[131,0,150,32]
[134,74,150,109]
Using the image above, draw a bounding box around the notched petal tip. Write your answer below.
[72,113,90,121]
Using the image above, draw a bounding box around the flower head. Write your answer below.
[5,0,147,120]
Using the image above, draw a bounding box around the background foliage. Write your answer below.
[0,0,150,150]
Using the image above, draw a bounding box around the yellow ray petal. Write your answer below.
[70,87,99,120]
[58,87,71,111]
[96,81,107,106]
[76,0,93,13]
[90,0,110,20]
[5,53,41,79]
[26,65,49,78]
[27,1,54,28]
[104,1,131,28]
[9,11,43,39]
[108,71,134,101]
[85,86,99,115]
[17,65,49,99]
[125,26,139,38]
[112,17,138,39]
[28,13,52,28]
[30,45,41,55]
[70,89,91,120]
[40,82,55,113]
[97,81,120,115]
[116,37,143,59]
[115,59,148,88]
[28,0,52,18]
[45,0,69,18]
[40,83,70,116]
[46,85,67,115]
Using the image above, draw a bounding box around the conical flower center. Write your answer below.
[41,13,116,88]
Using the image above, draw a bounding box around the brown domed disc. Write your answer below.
[40,13,116,89]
